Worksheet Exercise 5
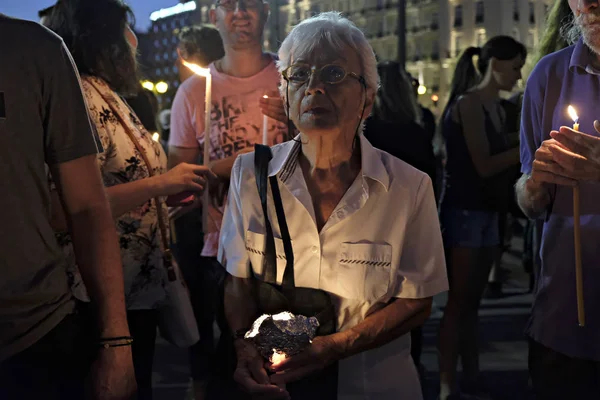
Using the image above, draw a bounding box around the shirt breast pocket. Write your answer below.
[336,242,393,302]
[245,230,287,283]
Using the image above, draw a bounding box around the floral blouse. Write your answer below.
[55,76,169,310]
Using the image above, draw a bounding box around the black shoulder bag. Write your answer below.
[253,144,338,398]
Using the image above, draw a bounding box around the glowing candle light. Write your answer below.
[271,349,287,365]
[262,95,269,146]
[183,60,212,228]
[152,132,160,142]
[568,104,585,327]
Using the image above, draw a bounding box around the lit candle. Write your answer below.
[567,104,585,327]
[152,132,160,142]
[262,95,269,146]
[271,349,287,366]
[183,60,212,228]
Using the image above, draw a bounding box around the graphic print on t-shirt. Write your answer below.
[210,88,287,159]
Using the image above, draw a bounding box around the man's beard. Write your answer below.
[562,12,600,54]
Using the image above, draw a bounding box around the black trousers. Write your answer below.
[529,339,600,399]
[128,309,159,400]
[0,306,95,400]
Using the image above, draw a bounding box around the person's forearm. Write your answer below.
[210,156,237,179]
[334,297,432,360]
[224,276,258,336]
[516,174,552,219]
[105,176,163,218]
[68,199,130,337]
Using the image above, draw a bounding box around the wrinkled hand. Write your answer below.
[530,138,577,187]
[259,90,288,124]
[547,124,600,182]
[269,335,342,385]
[234,340,290,400]
[157,163,216,196]
[90,347,137,400]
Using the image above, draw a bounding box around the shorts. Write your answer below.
[440,207,500,248]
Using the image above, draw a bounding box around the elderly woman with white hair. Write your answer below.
[218,12,448,400]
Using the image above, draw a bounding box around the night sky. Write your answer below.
[1,0,180,31]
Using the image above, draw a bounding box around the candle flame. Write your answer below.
[271,349,287,365]
[568,105,579,123]
[152,132,160,142]
[182,60,210,77]
[263,94,268,99]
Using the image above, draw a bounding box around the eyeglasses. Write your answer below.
[216,0,263,11]
[282,64,365,86]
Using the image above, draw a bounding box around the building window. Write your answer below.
[512,27,520,41]
[527,31,535,48]
[162,38,168,45]
[172,36,178,44]
[454,5,463,27]
[163,67,170,74]
[432,40,439,59]
[529,2,535,23]
[476,1,484,24]
[477,30,486,47]
[155,54,161,62]
[153,25,159,33]
[455,35,462,57]
[154,40,160,48]
[161,23,167,31]
[172,66,178,73]
[431,11,439,30]
[156,69,161,76]
[172,51,178,59]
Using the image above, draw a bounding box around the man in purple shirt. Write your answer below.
[516,0,600,398]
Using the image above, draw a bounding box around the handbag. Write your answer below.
[88,80,200,347]
[253,144,338,398]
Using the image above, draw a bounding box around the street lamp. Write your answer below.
[141,80,155,91]
[155,81,169,94]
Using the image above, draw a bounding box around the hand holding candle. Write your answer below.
[567,105,585,327]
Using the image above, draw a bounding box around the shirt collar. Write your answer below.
[268,134,390,191]
[569,38,598,73]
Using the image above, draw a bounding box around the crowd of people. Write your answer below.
[2,0,600,399]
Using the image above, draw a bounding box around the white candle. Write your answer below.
[182,60,212,228]
[262,95,269,146]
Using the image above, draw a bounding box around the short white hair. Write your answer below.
[277,12,379,92]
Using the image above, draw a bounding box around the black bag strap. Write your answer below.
[254,144,276,283]
[254,144,295,290]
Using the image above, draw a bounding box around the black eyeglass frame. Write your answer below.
[282,63,366,87]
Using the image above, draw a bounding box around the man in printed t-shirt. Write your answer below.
[168,0,288,397]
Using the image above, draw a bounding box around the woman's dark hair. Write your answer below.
[373,61,421,126]
[178,25,225,67]
[45,0,139,95]
[443,35,527,119]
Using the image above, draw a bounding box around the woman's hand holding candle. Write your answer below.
[269,335,343,385]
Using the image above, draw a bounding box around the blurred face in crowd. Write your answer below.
[569,0,600,53]
[491,54,525,91]
[283,42,374,141]
[210,0,269,50]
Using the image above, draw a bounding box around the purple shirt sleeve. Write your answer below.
[169,79,203,149]
[520,64,546,175]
